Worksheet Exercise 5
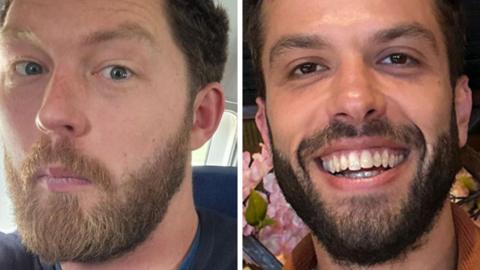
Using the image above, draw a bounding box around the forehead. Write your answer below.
[2,0,168,47]
[260,0,443,56]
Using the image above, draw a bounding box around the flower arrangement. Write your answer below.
[243,143,308,263]
[243,144,480,268]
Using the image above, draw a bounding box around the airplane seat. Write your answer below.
[192,166,237,218]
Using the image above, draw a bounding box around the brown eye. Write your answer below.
[292,62,326,76]
[380,53,418,66]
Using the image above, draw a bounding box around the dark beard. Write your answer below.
[4,118,191,264]
[270,114,461,267]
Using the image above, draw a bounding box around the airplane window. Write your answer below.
[193,110,238,167]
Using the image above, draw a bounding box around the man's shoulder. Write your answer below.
[0,231,41,270]
[194,208,237,269]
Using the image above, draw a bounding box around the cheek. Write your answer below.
[0,95,43,166]
[87,92,188,180]
[267,89,330,156]
[389,80,453,147]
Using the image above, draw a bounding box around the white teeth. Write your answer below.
[333,155,340,173]
[382,150,389,168]
[373,151,382,167]
[323,160,329,172]
[328,159,335,174]
[348,152,361,171]
[340,155,348,171]
[321,149,406,176]
[360,150,373,169]
[388,154,395,168]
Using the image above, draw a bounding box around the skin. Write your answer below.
[0,0,224,269]
[255,0,472,269]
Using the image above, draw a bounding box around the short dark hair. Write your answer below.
[164,0,229,92]
[433,0,466,88]
[0,0,229,94]
[245,0,466,99]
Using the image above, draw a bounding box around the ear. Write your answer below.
[454,75,472,148]
[255,97,272,149]
[190,83,224,150]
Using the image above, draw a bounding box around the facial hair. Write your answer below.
[4,118,191,264]
[270,114,461,267]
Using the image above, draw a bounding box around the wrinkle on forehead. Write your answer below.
[5,0,164,30]
[262,0,438,36]
[1,0,167,52]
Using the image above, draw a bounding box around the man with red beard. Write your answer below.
[246,0,480,269]
[0,0,236,269]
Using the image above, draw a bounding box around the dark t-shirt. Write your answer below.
[0,208,237,270]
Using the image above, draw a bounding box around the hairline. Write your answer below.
[252,0,463,99]
[0,22,160,50]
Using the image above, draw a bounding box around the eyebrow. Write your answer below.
[81,22,156,47]
[371,23,439,55]
[0,22,157,49]
[0,26,43,48]
[269,35,331,65]
[268,23,439,66]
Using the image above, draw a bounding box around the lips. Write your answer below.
[37,166,92,192]
[311,137,410,181]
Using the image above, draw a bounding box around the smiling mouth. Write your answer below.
[317,148,409,179]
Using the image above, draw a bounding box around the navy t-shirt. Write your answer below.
[0,208,236,270]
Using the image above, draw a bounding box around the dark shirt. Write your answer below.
[0,207,237,270]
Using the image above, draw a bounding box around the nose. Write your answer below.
[35,70,89,140]
[327,57,386,124]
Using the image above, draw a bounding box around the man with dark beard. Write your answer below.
[0,0,236,269]
[246,0,480,269]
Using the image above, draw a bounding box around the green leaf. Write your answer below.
[262,217,276,226]
[460,175,477,192]
[255,217,276,231]
[245,190,268,226]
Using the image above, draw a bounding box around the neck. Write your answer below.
[314,200,457,270]
[62,168,198,270]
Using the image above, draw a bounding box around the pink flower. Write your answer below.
[243,144,309,256]
[243,143,273,200]
[243,152,256,201]
[259,173,309,255]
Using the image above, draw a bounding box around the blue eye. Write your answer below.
[101,65,133,81]
[380,53,418,66]
[15,61,44,76]
[292,62,327,77]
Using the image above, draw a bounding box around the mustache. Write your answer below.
[20,136,113,191]
[297,119,426,165]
